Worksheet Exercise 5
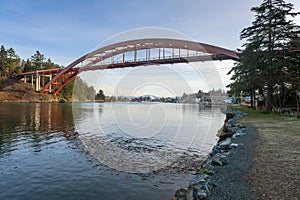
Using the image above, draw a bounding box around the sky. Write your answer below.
[1,0,299,97]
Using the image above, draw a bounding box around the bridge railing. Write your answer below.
[17,38,240,94]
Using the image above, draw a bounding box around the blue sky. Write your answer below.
[1,0,299,96]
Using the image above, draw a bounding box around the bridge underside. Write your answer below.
[18,38,239,95]
[79,54,236,72]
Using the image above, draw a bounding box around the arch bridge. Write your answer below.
[18,38,239,95]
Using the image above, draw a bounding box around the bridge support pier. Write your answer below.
[31,75,34,89]
[42,75,45,88]
[49,74,52,92]
[35,71,41,92]
[23,76,27,84]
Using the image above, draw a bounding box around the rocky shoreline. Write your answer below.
[173,108,255,200]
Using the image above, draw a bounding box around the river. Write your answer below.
[0,103,225,199]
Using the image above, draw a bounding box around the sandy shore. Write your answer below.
[207,108,300,199]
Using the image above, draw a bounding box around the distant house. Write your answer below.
[199,92,211,105]
[225,97,233,104]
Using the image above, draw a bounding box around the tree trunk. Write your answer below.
[296,90,300,119]
[265,84,273,113]
[253,90,256,110]
[250,90,254,108]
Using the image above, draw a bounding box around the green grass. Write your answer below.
[230,106,299,120]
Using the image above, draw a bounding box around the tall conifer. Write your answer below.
[230,0,299,112]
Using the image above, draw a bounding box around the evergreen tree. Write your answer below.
[0,45,21,78]
[285,37,300,117]
[44,58,60,69]
[230,0,299,112]
[0,45,7,77]
[228,46,265,107]
[0,44,95,103]
[23,59,33,72]
[30,50,45,70]
[196,90,202,98]
[6,48,21,77]
[59,78,75,102]
[95,89,106,100]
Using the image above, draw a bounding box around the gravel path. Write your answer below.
[206,126,257,200]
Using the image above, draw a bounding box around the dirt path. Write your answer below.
[239,109,300,199]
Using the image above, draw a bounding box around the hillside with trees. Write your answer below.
[227,0,300,115]
[0,45,96,102]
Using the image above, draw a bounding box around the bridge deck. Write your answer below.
[17,38,241,94]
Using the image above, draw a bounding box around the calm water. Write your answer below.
[0,103,225,200]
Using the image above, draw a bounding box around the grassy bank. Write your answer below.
[235,108,300,199]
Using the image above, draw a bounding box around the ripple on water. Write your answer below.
[0,130,66,156]
[0,103,225,200]
[78,130,209,175]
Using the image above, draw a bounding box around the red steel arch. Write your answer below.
[41,38,239,94]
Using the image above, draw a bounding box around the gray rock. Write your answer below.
[197,191,207,199]
[189,179,198,186]
[227,118,235,124]
[235,131,246,136]
[205,125,256,200]
[230,127,238,133]
[216,153,227,164]
[238,124,246,128]
[174,187,194,200]
[215,152,226,158]
[190,174,207,186]
[186,188,194,200]
[219,138,231,146]
[202,163,214,171]
[201,163,214,175]
[175,187,188,198]
[173,108,249,199]
[202,174,210,180]
[206,179,214,190]
[199,184,209,191]
[230,143,239,148]
[211,145,221,155]
[211,156,223,166]
[220,150,231,156]
[211,153,228,166]
[189,177,205,186]
[205,170,214,176]
[192,181,209,192]
[218,138,232,150]
[232,132,241,138]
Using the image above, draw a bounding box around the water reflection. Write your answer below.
[0,102,224,174]
[0,103,225,200]
[74,103,225,174]
[0,103,75,155]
